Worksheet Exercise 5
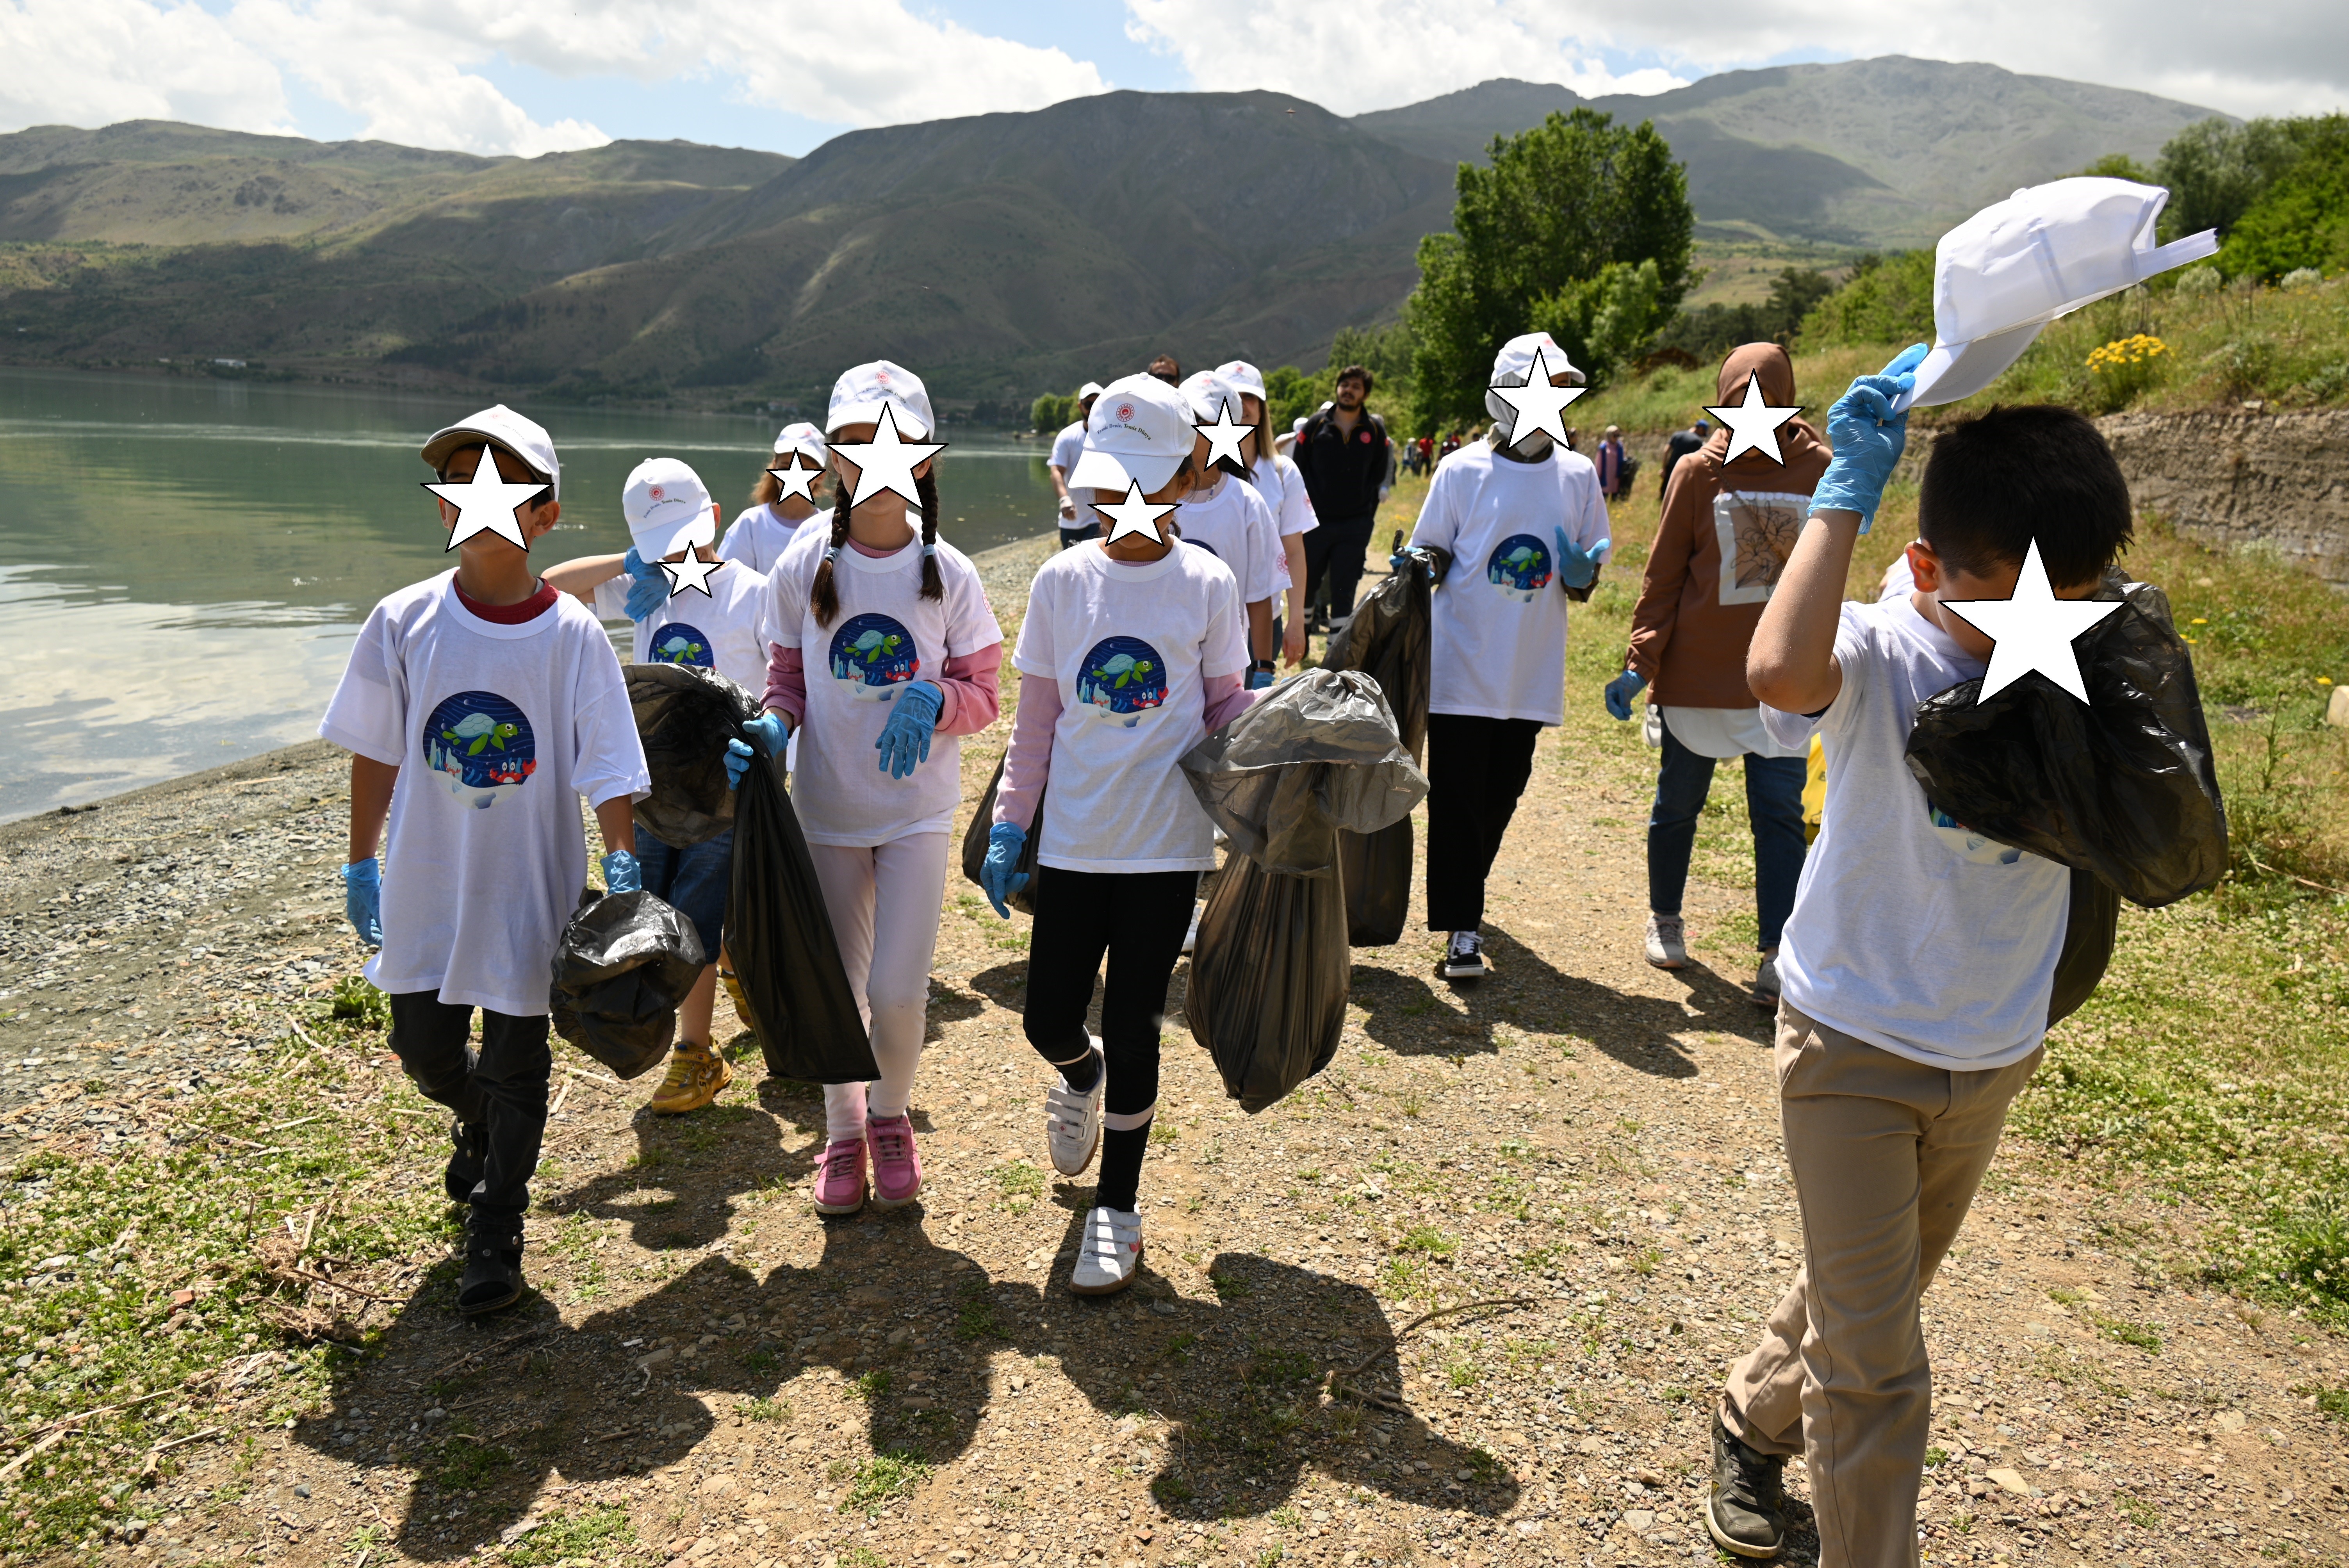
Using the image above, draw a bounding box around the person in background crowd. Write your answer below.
[1595,424,1627,499]
[1146,355,1182,386]
[718,422,827,576]
[1048,382,1106,549]
[1292,363,1392,633]
[1661,418,1711,499]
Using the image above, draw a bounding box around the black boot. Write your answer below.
[444,1117,485,1204]
[1705,1411,1788,1558]
[456,1215,526,1316]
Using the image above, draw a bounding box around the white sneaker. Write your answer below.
[1181,900,1204,956]
[1070,1205,1144,1295]
[1044,1038,1105,1176]
[1644,912,1688,969]
[1439,929,1485,981]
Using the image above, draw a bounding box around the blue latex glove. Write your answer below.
[1246,668,1275,691]
[1388,547,1413,576]
[601,849,642,895]
[1554,528,1606,591]
[875,680,942,779]
[1604,668,1649,722]
[726,712,790,788]
[622,546,668,621]
[340,858,383,948]
[980,822,1029,918]
[1812,343,1930,533]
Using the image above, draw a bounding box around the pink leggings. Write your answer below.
[807,832,950,1141]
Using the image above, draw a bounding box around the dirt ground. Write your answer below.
[4,536,2345,1568]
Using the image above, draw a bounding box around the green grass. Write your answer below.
[502,1506,636,1566]
[831,1450,934,1515]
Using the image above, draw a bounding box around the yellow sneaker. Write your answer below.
[649,1042,731,1115]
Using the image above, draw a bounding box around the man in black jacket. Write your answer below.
[1659,417,1711,500]
[1293,363,1392,630]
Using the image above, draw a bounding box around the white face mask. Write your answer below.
[1484,383,1552,460]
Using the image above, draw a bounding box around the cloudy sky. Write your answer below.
[3,0,2341,159]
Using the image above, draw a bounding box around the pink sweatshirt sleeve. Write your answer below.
[1201,671,1259,733]
[994,672,1060,832]
[763,645,807,727]
[932,644,1003,736]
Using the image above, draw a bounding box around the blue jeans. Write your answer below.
[636,827,733,964]
[1647,725,1806,951]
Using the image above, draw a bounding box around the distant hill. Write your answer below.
[1352,57,2226,248]
[0,57,2229,403]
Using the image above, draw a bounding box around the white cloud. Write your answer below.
[0,0,291,134]
[1123,0,2348,120]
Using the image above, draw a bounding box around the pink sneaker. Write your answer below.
[813,1137,867,1215]
[866,1114,923,1209]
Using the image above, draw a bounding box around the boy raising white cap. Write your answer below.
[544,457,775,1116]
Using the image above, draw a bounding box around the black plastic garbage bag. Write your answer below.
[1904,579,2227,909]
[1322,557,1433,945]
[2049,868,2120,1027]
[626,663,761,849]
[549,888,708,1080]
[1180,670,1427,1111]
[961,754,1046,917]
[727,745,878,1085]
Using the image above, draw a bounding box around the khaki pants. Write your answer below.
[1720,1003,2042,1568]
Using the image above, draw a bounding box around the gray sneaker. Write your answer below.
[1753,951,1782,1009]
[1704,1412,1788,1557]
[1643,912,1688,969]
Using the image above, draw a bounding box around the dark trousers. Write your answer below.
[1021,867,1198,1122]
[1646,726,1808,951]
[387,992,551,1227]
[1302,511,1377,624]
[1058,524,1098,550]
[1424,713,1542,931]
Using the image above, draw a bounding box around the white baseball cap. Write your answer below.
[1490,331,1585,388]
[421,404,560,501]
[1180,369,1243,424]
[1214,360,1267,401]
[621,457,716,559]
[1905,177,2218,409]
[1077,381,1105,401]
[826,360,935,439]
[1069,374,1196,495]
[771,420,825,465]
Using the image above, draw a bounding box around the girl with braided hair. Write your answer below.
[738,361,1004,1215]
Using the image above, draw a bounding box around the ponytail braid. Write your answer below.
[914,465,945,603]
[809,480,853,627]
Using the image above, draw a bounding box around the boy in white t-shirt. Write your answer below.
[545,456,773,1117]
[1398,332,1610,982]
[320,405,651,1315]
[717,422,827,576]
[980,374,1256,1296]
[1177,369,1282,688]
[1048,383,1104,549]
[1703,358,2137,1565]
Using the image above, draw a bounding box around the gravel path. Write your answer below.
[4,533,2344,1567]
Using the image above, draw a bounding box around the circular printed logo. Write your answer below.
[1115,401,1135,421]
[1075,636,1169,729]
[827,612,922,701]
[647,622,714,668]
[1485,534,1554,604]
[422,690,536,811]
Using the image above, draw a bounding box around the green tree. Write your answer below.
[2154,116,2333,241]
[2077,153,2155,182]
[1406,108,1694,431]
[1797,250,1936,347]
[1030,392,1076,434]
[2214,117,2349,280]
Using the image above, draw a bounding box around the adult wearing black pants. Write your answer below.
[1395,332,1612,981]
[1294,364,1392,630]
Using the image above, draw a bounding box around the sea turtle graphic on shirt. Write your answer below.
[648,622,714,668]
[827,612,923,702]
[422,691,536,810]
[1485,534,1554,604]
[1075,636,1168,729]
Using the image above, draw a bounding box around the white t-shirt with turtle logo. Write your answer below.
[1406,439,1611,725]
[592,558,773,695]
[771,529,1002,846]
[319,572,650,1016]
[1012,542,1249,874]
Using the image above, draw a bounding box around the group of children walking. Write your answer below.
[322,330,2140,1567]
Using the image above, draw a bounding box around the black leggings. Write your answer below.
[1423,712,1543,932]
[1022,866,1198,1122]
[387,992,551,1227]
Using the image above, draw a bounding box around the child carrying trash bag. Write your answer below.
[320,405,650,1315]
[979,373,1260,1296]
[729,361,1003,1217]
[544,457,775,1115]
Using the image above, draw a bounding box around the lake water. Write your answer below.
[0,368,1066,823]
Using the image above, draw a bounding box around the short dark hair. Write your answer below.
[1918,404,2133,587]
[1146,354,1181,385]
[1337,363,1373,393]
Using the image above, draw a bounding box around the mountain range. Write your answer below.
[0,58,2222,404]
